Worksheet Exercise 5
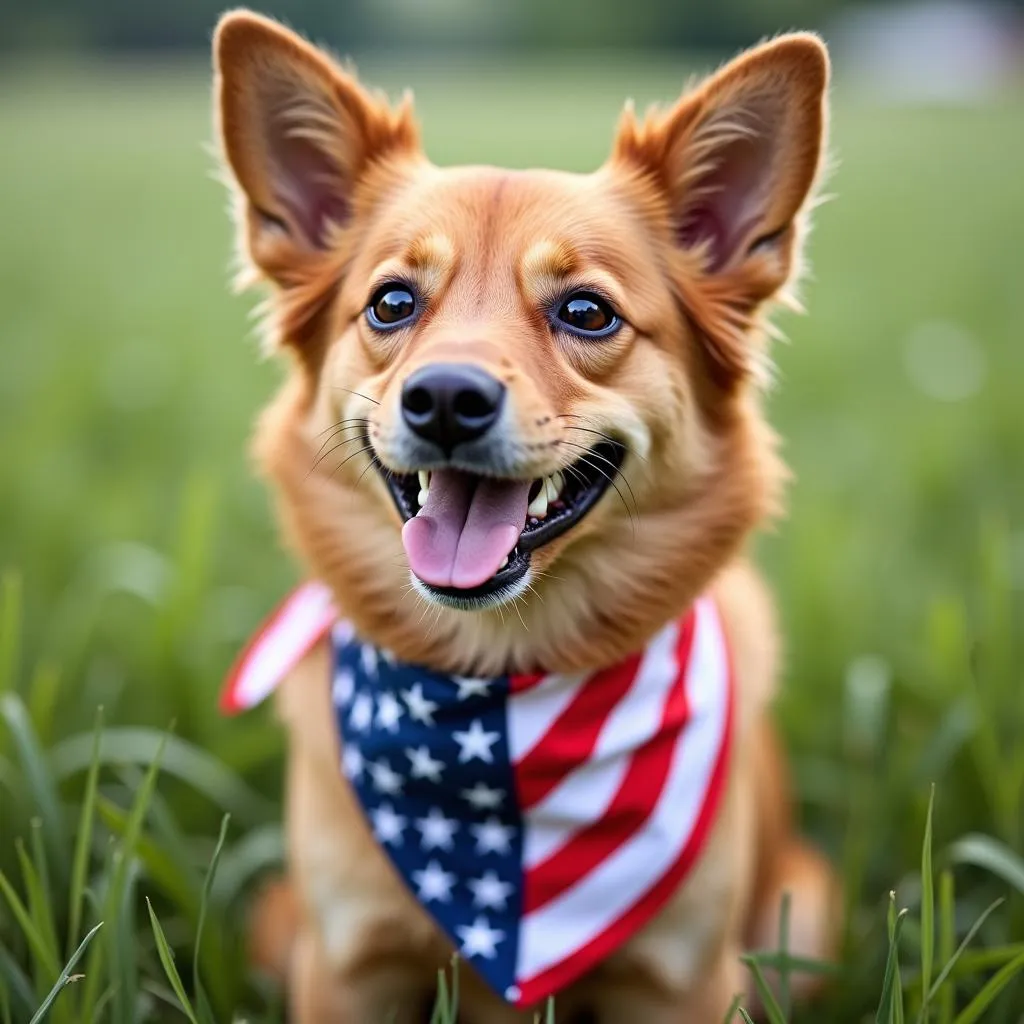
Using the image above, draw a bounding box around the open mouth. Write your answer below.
[376,440,626,604]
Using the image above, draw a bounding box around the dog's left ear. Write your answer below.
[612,34,829,382]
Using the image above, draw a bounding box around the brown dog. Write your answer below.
[214,11,835,1022]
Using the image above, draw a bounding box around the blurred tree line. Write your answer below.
[5,0,1019,55]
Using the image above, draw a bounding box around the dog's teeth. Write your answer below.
[416,471,430,508]
[543,474,560,503]
[498,555,509,570]
[527,483,549,519]
[552,470,565,496]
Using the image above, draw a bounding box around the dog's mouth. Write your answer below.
[375,440,626,603]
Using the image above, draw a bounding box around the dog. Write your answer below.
[213,11,836,1022]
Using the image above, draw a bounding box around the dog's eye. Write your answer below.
[555,293,620,337]
[367,284,416,328]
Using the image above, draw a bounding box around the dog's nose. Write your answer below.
[400,363,506,453]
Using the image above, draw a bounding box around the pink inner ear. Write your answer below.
[270,130,349,248]
[260,85,350,249]
[676,111,776,272]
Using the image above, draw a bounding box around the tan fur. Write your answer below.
[213,11,836,1021]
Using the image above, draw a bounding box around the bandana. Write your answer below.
[222,581,733,1008]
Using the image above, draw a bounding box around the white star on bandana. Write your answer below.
[406,745,445,783]
[416,807,459,851]
[453,719,500,763]
[413,859,456,903]
[457,915,505,959]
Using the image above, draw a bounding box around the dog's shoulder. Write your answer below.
[710,560,781,720]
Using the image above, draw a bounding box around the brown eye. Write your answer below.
[367,284,416,328]
[555,293,620,337]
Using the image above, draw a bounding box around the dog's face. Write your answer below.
[215,13,828,673]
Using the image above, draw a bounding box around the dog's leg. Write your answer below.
[744,839,837,1007]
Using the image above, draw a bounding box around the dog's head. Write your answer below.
[214,12,829,673]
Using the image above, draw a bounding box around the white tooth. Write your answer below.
[527,484,549,519]
[417,488,430,507]
[498,555,509,570]
[551,471,565,497]
[543,474,560,503]
[417,470,430,491]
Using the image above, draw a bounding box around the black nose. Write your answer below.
[400,363,506,454]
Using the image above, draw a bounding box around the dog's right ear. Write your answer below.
[214,10,419,288]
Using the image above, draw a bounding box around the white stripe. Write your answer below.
[515,599,729,985]
[520,620,681,869]
[506,671,590,763]
[233,581,336,709]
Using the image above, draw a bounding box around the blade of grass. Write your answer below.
[936,870,954,1024]
[192,813,230,1023]
[876,895,908,1024]
[15,835,60,996]
[777,890,792,1019]
[740,955,787,1024]
[430,966,451,1024]
[0,572,21,696]
[27,922,103,1024]
[738,1010,756,1024]
[740,951,840,976]
[102,728,169,1024]
[96,796,197,911]
[950,944,1024,977]
[925,899,1005,1006]
[67,706,103,958]
[0,695,68,886]
[146,898,199,1024]
[950,949,1024,1024]
[0,866,60,979]
[721,992,743,1023]
[920,785,935,1022]
[50,727,274,826]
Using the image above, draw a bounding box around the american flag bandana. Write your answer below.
[222,582,734,1008]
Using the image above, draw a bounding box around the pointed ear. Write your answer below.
[213,10,419,287]
[612,34,829,380]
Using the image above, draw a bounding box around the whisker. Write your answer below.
[310,434,371,474]
[323,445,375,481]
[351,455,379,492]
[563,454,637,539]
[331,386,380,406]
[310,431,371,472]
[556,421,648,463]
[312,416,370,441]
[558,439,640,518]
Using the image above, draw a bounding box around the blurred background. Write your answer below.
[1,2,1023,1022]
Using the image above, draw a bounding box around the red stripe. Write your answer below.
[509,671,546,692]
[514,609,735,1008]
[514,652,642,810]
[219,584,333,715]
[522,613,696,913]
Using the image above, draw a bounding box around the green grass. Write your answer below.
[1,57,1023,1022]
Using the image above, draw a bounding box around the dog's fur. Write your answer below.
[214,12,836,1021]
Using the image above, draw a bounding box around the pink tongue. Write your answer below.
[402,470,531,589]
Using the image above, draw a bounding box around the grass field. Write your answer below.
[1,57,1023,1023]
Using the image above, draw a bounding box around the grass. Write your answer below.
[0,55,1023,1022]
